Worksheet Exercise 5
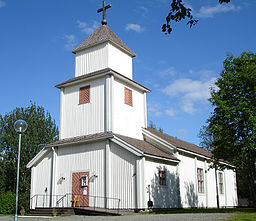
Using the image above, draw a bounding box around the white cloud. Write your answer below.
[148,103,162,117]
[165,108,175,117]
[162,77,216,114]
[196,4,240,18]
[159,67,176,77]
[77,20,100,35]
[63,34,77,50]
[138,6,148,16]
[0,0,6,8]
[125,24,144,33]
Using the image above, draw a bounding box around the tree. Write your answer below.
[148,120,164,133]
[0,102,58,210]
[199,52,256,205]
[163,0,231,34]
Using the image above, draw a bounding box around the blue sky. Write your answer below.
[0,0,255,146]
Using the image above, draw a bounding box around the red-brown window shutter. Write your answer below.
[79,85,90,104]
[124,87,133,106]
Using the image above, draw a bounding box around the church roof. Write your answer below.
[114,134,179,161]
[145,128,212,158]
[44,132,113,147]
[43,131,178,162]
[55,68,150,92]
[72,25,136,57]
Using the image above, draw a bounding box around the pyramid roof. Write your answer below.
[72,25,136,57]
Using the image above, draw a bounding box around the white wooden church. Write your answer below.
[27,3,237,210]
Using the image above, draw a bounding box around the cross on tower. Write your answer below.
[97,0,111,25]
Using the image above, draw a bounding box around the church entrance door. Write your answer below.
[72,172,89,207]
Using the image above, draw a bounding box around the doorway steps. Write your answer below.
[28,207,121,216]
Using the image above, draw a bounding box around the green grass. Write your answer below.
[142,208,256,215]
[226,212,256,221]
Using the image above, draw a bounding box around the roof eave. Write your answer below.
[144,154,180,163]
[55,69,151,93]
[45,134,114,148]
[72,39,136,57]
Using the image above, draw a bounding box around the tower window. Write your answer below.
[79,85,90,104]
[124,87,133,106]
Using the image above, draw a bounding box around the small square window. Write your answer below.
[159,170,166,186]
[79,85,90,104]
[124,87,133,106]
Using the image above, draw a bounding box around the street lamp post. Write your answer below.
[14,120,28,221]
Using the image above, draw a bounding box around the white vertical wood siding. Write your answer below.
[176,152,238,208]
[75,43,133,79]
[75,43,108,77]
[110,142,137,209]
[196,159,206,207]
[144,159,178,208]
[55,142,105,208]
[112,78,145,140]
[108,43,133,79]
[32,151,52,208]
[60,77,105,139]
[178,153,198,207]
[206,165,218,207]
[225,169,238,207]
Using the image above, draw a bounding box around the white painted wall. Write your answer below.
[178,153,198,208]
[60,77,105,139]
[112,78,145,140]
[206,165,217,208]
[75,42,133,79]
[225,168,238,207]
[177,152,237,208]
[75,43,108,77]
[110,142,137,209]
[55,142,105,208]
[32,151,52,208]
[108,43,133,79]
[144,159,179,208]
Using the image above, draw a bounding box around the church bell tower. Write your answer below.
[56,1,150,140]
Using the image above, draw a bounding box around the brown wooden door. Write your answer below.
[72,172,89,207]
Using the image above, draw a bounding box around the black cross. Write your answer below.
[97,0,111,25]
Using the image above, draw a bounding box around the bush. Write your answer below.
[0,191,16,214]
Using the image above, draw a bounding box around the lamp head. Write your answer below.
[14,120,28,134]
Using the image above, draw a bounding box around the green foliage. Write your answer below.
[148,121,164,133]
[163,0,231,35]
[0,191,15,214]
[199,52,256,205]
[0,102,59,211]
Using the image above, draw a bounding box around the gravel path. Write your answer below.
[0,213,235,221]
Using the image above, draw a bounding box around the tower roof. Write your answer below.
[72,25,136,57]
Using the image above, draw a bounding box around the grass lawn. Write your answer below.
[143,208,256,215]
[226,211,256,221]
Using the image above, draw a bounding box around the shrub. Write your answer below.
[0,191,16,214]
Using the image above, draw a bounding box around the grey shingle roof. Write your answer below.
[72,25,136,57]
[45,131,178,161]
[145,128,212,158]
[114,134,179,161]
[45,132,113,147]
